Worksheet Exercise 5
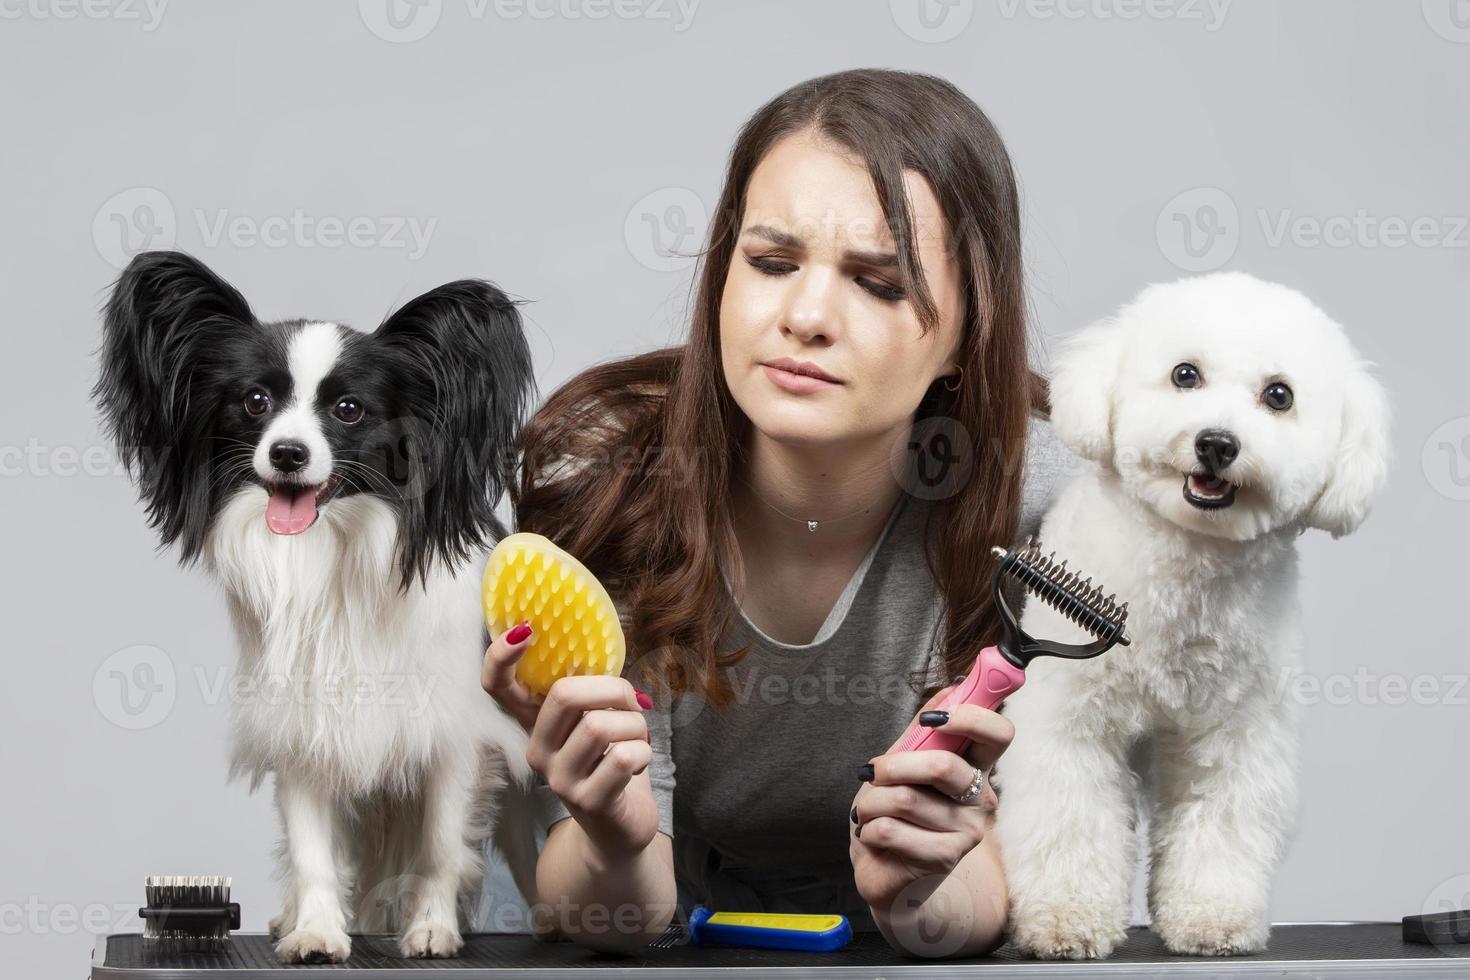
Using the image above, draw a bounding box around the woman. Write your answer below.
[481,68,1070,958]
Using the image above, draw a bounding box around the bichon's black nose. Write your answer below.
[269,440,310,474]
[1194,429,1240,470]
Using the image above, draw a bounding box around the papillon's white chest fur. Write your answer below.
[208,491,531,960]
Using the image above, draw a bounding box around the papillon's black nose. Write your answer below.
[269,440,310,473]
[1194,429,1240,470]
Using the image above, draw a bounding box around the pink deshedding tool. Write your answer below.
[897,542,1131,755]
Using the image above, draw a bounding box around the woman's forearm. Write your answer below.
[535,817,677,953]
[870,832,1010,958]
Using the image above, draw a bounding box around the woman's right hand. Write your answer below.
[481,622,660,857]
[849,683,1011,917]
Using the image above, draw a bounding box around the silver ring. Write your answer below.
[953,767,987,804]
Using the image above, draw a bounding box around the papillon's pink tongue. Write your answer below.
[265,485,318,535]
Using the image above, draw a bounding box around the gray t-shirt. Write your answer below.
[533,417,1073,931]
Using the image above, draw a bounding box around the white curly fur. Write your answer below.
[994,273,1391,959]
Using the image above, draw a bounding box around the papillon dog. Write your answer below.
[95,250,541,962]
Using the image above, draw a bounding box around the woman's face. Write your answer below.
[720,130,963,451]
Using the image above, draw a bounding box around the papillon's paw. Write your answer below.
[1152,897,1269,956]
[266,911,295,941]
[1011,900,1128,960]
[275,924,351,964]
[399,920,463,958]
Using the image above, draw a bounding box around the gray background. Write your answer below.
[2,1,1468,976]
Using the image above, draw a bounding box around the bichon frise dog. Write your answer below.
[994,272,1391,959]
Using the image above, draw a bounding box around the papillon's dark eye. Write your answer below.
[243,389,271,416]
[332,397,364,424]
[1262,381,1294,412]
[1171,363,1202,389]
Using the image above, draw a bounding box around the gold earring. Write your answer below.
[942,366,963,392]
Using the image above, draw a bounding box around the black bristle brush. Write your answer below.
[138,875,240,953]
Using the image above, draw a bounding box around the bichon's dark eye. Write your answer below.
[1262,382,1294,412]
[243,389,271,416]
[1171,363,1201,389]
[332,397,365,424]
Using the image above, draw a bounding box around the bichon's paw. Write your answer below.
[1152,898,1269,956]
[266,911,295,940]
[275,925,351,964]
[399,920,463,958]
[1010,901,1128,960]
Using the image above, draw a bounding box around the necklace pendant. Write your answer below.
[807,520,819,533]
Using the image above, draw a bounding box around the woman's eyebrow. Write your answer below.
[743,224,899,267]
[844,246,899,268]
[744,223,802,247]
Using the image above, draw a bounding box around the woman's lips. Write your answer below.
[762,363,839,394]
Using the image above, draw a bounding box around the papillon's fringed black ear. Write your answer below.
[93,250,256,560]
[375,280,535,590]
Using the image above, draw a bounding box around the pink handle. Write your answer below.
[895,645,1026,754]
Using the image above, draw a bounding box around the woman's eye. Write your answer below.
[243,389,271,416]
[857,277,905,302]
[1262,382,1294,412]
[1171,363,1202,389]
[332,397,365,424]
[747,255,796,277]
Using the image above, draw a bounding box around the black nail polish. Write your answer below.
[857,763,874,782]
[920,709,950,728]
[850,805,859,824]
[854,820,862,838]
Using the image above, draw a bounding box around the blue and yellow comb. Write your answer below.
[648,906,851,952]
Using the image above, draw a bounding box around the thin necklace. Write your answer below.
[735,470,898,533]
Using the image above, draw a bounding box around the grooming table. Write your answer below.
[92,922,1468,977]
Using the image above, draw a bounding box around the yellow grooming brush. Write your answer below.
[482,532,626,697]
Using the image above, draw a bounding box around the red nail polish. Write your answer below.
[506,621,533,644]
[634,688,653,710]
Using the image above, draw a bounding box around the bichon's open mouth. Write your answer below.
[1182,471,1237,510]
[265,475,342,535]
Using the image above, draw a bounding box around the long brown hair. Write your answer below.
[512,68,1047,708]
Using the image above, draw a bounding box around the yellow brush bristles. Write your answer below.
[482,532,626,698]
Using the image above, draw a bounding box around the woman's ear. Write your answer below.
[1047,317,1124,462]
[1306,359,1392,538]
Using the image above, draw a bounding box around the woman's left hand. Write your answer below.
[849,685,1014,916]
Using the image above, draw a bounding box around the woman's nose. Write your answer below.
[780,268,839,344]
